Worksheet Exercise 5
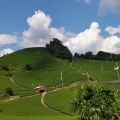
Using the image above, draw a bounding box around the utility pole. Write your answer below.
[111,54,113,62]
[76,63,77,69]
[101,62,104,72]
[87,72,90,82]
[116,62,120,80]
[32,83,34,90]
[80,66,81,71]
[60,70,63,87]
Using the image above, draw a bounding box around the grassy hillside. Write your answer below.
[0,47,86,94]
[72,58,120,82]
[0,47,61,70]
[1,47,120,120]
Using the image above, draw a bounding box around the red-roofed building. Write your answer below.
[34,86,45,93]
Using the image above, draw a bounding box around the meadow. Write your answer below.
[72,58,120,82]
[0,47,120,120]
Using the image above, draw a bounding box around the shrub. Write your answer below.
[25,63,32,71]
[2,66,9,71]
[6,87,14,96]
[70,84,120,120]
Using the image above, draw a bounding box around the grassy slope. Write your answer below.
[0,47,85,91]
[0,75,22,94]
[0,47,84,119]
[0,95,61,116]
[44,58,120,116]
[1,48,120,120]
[72,58,120,82]
[0,95,78,120]
[45,87,76,115]
[0,115,78,120]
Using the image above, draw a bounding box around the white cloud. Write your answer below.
[20,10,120,55]
[64,22,103,54]
[76,0,91,4]
[105,25,120,35]
[84,0,91,4]
[20,10,68,48]
[98,0,120,16]
[101,36,120,53]
[0,48,14,57]
[0,34,18,46]
[65,22,120,54]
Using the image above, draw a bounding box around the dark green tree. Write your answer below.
[71,84,120,120]
[25,63,32,71]
[74,53,80,58]
[84,51,93,59]
[2,66,9,71]
[46,38,72,61]
[6,87,14,96]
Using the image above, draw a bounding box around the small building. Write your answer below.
[114,66,119,70]
[34,86,45,93]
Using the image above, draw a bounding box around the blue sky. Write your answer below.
[0,0,120,56]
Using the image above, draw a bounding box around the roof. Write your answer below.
[34,86,45,90]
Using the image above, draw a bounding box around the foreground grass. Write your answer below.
[0,95,61,116]
[0,115,78,120]
[0,94,79,120]
[45,86,79,115]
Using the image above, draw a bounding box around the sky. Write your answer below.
[0,0,120,57]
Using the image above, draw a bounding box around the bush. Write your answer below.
[25,63,32,71]
[2,66,9,71]
[6,87,14,96]
[71,84,120,120]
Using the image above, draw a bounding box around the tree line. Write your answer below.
[74,51,120,61]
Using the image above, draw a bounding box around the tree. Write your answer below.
[46,38,72,61]
[2,66,9,71]
[84,51,93,59]
[25,63,32,71]
[6,87,14,96]
[74,53,80,58]
[70,84,120,120]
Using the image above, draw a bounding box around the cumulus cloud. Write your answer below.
[101,36,120,53]
[0,34,18,46]
[105,25,120,35]
[20,10,69,48]
[0,48,14,57]
[65,22,120,54]
[98,0,120,16]
[64,22,103,54]
[20,10,120,55]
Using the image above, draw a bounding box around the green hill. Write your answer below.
[1,47,120,120]
[0,47,86,94]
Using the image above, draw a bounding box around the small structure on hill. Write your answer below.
[114,66,119,70]
[34,86,45,93]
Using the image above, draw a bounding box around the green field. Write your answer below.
[0,47,120,120]
[72,58,120,82]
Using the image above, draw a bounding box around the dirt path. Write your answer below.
[102,80,120,84]
[10,76,28,89]
[40,80,82,115]
[41,92,72,116]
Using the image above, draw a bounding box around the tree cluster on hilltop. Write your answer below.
[74,51,120,61]
[46,38,72,62]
